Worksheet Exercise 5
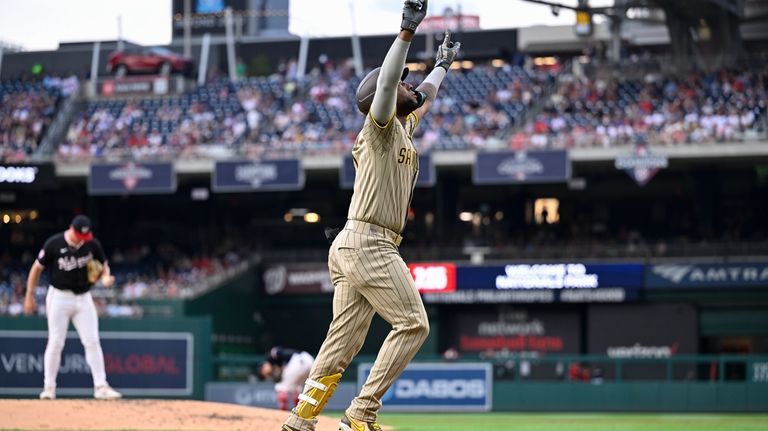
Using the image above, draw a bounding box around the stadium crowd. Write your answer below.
[513,68,768,149]
[0,244,245,318]
[3,60,766,161]
[0,77,74,162]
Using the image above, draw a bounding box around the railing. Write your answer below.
[210,353,768,384]
[262,242,768,264]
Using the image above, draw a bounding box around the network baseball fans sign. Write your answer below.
[0,331,193,396]
[357,362,492,412]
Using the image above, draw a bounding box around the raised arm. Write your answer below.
[414,30,461,120]
[370,0,428,125]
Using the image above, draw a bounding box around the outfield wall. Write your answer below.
[493,382,768,412]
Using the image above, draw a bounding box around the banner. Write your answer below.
[101,77,169,96]
[89,162,176,195]
[449,309,581,359]
[422,263,644,303]
[647,263,768,288]
[205,382,356,410]
[262,263,332,295]
[615,145,668,186]
[213,159,304,192]
[588,304,698,380]
[0,330,193,396]
[340,154,435,189]
[408,263,456,293]
[473,150,570,185]
[0,164,56,189]
[357,362,492,412]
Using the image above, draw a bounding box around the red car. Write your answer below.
[107,47,195,77]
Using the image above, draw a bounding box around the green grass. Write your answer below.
[373,413,768,431]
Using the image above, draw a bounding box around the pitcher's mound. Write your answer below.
[0,399,341,430]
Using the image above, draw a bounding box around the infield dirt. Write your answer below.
[0,399,341,430]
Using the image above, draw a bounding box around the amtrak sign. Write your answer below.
[647,263,768,288]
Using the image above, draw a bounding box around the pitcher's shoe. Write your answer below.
[39,386,56,400]
[94,385,122,400]
[339,414,382,431]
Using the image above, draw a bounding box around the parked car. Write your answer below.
[107,47,195,77]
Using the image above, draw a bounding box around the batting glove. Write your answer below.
[401,0,428,33]
[436,30,461,71]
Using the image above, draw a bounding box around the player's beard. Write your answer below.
[397,96,421,116]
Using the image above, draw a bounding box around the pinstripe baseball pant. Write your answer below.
[284,220,429,429]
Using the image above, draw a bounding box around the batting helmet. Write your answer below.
[355,67,410,114]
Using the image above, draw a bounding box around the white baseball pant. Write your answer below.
[43,287,109,388]
[276,351,314,394]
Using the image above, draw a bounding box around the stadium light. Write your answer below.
[30,210,38,220]
[304,212,320,223]
[459,211,473,222]
[2,214,9,224]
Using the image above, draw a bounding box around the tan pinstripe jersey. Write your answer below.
[347,112,420,234]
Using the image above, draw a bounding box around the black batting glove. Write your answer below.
[401,0,428,33]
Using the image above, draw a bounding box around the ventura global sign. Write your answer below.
[647,263,768,288]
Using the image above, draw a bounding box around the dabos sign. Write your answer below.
[358,362,492,411]
[409,263,456,293]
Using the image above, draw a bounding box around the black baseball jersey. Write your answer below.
[36,232,106,294]
[267,346,299,366]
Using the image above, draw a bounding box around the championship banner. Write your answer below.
[615,145,668,186]
[588,304,698,380]
[88,162,176,195]
[357,362,492,412]
[0,164,56,189]
[422,263,644,303]
[0,331,193,396]
[213,159,304,192]
[647,262,768,288]
[262,263,333,295]
[340,154,435,189]
[473,150,570,185]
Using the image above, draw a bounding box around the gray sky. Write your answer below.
[0,0,611,51]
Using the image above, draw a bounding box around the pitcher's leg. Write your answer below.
[346,252,429,423]
[283,279,374,431]
[43,288,75,389]
[71,293,108,387]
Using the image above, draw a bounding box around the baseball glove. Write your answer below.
[87,260,103,284]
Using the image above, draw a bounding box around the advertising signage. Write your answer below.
[0,330,193,396]
[588,304,698,380]
[408,263,456,293]
[647,263,768,288]
[213,159,304,192]
[0,164,56,189]
[421,263,644,303]
[89,162,176,195]
[357,362,492,412]
[473,150,570,185]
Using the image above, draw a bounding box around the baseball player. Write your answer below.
[259,347,315,411]
[281,1,460,430]
[24,215,122,400]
